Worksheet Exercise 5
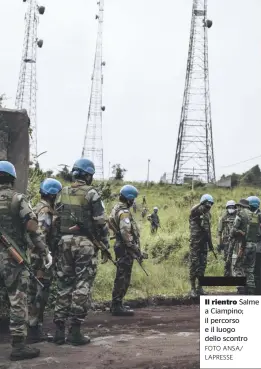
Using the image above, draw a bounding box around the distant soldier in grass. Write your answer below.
[109,185,142,316]
[217,200,237,277]
[148,207,160,233]
[189,194,214,297]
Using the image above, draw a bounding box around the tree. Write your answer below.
[112,164,127,180]
[57,165,72,182]
[0,94,6,108]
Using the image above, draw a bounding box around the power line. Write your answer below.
[220,155,261,168]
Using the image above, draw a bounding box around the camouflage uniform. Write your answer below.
[53,180,108,344]
[109,201,140,310]
[189,203,212,291]
[148,212,160,233]
[217,211,237,276]
[28,200,55,330]
[231,208,258,294]
[0,184,46,344]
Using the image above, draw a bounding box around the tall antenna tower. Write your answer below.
[15,0,45,161]
[81,0,106,180]
[172,0,215,184]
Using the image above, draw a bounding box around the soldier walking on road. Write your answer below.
[53,158,109,345]
[27,178,62,343]
[189,194,214,297]
[109,185,142,316]
[217,200,237,276]
[0,161,47,360]
[231,198,259,295]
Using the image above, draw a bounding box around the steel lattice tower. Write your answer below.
[15,0,45,161]
[172,0,215,184]
[81,0,106,180]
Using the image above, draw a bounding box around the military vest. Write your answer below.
[58,184,94,235]
[109,202,140,242]
[0,187,25,249]
[246,211,261,243]
[221,213,236,243]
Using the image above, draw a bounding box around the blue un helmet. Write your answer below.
[40,178,62,196]
[72,158,95,177]
[0,161,17,179]
[120,185,139,201]
[200,194,214,207]
[247,196,260,210]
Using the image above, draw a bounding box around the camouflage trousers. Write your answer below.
[223,243,232,277]
[27,252,53,327]
[234,242,256,292]
[53,235,98,324]
[189,240,208,281]
[0,247,29,337]
[112,245,133,303]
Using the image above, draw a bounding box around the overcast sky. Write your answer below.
[1,0,261,181]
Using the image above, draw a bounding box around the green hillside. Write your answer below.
[2,173,261,311]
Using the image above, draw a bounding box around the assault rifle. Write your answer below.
[108,220,149,276]
[68,214,117,267]
[0,231,44,289]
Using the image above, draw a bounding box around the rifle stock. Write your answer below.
[0,231,44,289]
[69,224,117,267]
[108,220,149,276]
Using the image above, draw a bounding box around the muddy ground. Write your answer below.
[0,304,200,369]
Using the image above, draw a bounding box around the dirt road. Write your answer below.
[0,305,200,369]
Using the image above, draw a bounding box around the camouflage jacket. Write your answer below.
[149,212,160,226]
[0,184,46,257]
[189,203,211,242]
[217,211,237,244]
[109,201,140,251]
[33,199,54,254]
[229,208,250,248]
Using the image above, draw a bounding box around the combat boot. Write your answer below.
[190,279,197,298]
[53,321,65,345]
[27,324,52,343]
[196,285,205,295]
[111,302,134,316]
[10,336,40,361]
[66,323,91,346]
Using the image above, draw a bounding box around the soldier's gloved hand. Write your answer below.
[45,252,53,269]
[101,251,109,264]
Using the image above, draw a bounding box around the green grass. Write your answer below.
[92,182,261,300]
[27,177,261,300]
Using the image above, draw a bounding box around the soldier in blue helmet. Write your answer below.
[53,158,109,345]
[189,194,214,297]
[231,197,260,295]
[0,161,48,360]
[109,184,142,316]
[27,178,62,343]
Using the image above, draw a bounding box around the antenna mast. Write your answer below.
[15,0,45,161]
[81,0,106,180]
[172,0,215,184]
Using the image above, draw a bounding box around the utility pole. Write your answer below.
[147,159,150,187]
[192,167,195,191]
[15,0,45,162]
[81,0,106,180]
[108,161,111,178]
[172,0,215,184]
